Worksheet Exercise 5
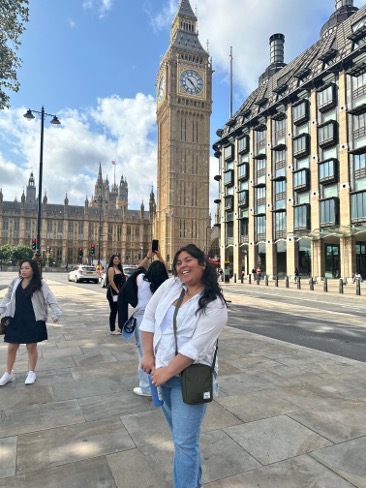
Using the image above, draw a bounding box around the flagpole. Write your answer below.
[230,46,233,118]
[112,160,116,187]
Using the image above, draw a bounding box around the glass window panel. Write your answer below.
[323,185,338,198]
[354,153,366,171]
[296,157,310,169]
[322,146,337,160]
[295,122,309,135]
[355,178,366,191]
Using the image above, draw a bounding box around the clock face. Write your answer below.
[158,75,166,102]
[180,69,203,96]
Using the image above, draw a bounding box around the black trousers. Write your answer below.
[106,290,119,331]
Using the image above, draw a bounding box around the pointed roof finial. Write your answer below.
[177,0,196,20]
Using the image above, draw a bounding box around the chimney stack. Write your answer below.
[336,0,353,9]
[270,33,285,65]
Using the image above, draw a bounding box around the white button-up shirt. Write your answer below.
[140,277,227,369]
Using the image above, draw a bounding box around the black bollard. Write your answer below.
[297,276,301,289]
[339,278,344,294]
[265,275,269,286]
[249,274,251,285]
[275,275,279,287]
[234,273,237,283]
[356,279,361,296]
[309,277,314,291]
[323,277,328,292]
[285,275,289,288]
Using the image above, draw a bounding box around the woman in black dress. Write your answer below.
[0,259,62,386]
[106,254,125,334]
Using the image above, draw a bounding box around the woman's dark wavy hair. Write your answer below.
[143,261,169,294]
[106,254,123,286]
[19,259,42,297]
[172,244,226,314]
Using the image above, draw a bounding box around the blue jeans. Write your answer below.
[134,318,151,394]
[161,376,207,488]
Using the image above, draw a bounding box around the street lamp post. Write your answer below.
[98,200,102,265]
[23,107,61,272]
[94,195,106,266]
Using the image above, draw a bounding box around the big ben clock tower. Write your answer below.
[155,0,212,268]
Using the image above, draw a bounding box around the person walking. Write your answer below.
[0,259,62,386]
[106,254,125,335]
[255,266,262,282]
[131,247,168,397]
[140,244,227,488]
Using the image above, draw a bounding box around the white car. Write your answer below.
[68,265,99,284]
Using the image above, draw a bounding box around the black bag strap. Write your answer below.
[173,288,218,372]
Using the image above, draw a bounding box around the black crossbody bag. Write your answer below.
[173,289,218,405]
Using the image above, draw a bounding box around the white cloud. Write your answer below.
[82,0,113,18]
[99,0,114,18]
[0,95,157,209]
[147,0,178,33]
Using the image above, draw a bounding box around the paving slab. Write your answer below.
[311,436,366,488]
[224,415,332,465]
[15,417,134,474]
[204,455,357,488]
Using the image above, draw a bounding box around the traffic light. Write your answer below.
[78,247,83,262]
[32,239,37,251]
[90,243,95,256]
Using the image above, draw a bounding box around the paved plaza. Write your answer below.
[0,275,365,487]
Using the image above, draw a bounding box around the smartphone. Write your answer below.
[152,239,159,252]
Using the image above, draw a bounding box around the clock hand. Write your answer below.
[187,77,196,88]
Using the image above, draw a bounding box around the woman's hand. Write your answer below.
[150,367,172,387]
[52,318,59,323]
[141,352,155,374]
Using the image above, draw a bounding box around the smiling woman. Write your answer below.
[0,258,62,387]
[140,243,227,488]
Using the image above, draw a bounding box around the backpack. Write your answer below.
[117,266,146,330]
[120,266,146,307]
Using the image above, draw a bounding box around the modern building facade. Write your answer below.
[0,164,155,267]
[155,0,212,268]
[213,0,366,280]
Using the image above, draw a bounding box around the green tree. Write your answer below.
[0,244,32,266]
[0,0,29,110]
[12,244,33,264]
[0,244,13,264]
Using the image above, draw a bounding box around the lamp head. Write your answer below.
[23,109,35,121]
[51,115,61,125]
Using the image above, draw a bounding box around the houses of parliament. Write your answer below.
[0,164,156,267]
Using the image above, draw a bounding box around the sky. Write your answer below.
[0,0,365,219]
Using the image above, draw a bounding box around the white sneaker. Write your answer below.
[133,387,152,397]
[0,372,15,386]
[25,371,36,385]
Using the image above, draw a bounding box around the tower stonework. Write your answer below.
[155,0,212,267]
